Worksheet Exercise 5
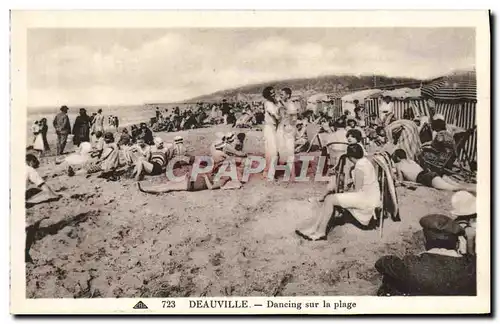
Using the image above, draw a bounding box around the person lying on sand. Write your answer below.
[137,161,243,194]
[26,154,61,206]
[296,144,381,241]
[132,137,168,181]
[392,149,476,192]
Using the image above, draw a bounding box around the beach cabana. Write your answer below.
[421,70,477,165]
[342,89,383,116]
[306,93,328,114]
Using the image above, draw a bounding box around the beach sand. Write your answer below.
[24,125,458,298]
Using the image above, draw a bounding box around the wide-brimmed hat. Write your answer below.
[451,191,476,216]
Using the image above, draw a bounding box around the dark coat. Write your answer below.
[375,252,476,296]
[72,114,91,145]
[53,112,71,134]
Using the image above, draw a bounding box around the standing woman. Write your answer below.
[277,87,298,165]
[262,86,281,176]
[32,120,45,157]
[39,118,50,152]
[72,108,91,147]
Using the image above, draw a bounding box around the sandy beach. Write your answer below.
[25,124,458,298]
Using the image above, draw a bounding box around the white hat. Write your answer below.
[174,135,183,143]
[153,137,164,145]
[451,191,476,216]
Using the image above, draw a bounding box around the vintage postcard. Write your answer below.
[10,10,490,315]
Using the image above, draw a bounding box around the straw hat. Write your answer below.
[450,191,476,216]
[174,135,183,143]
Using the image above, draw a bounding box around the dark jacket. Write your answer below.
[53,112,71,134]
[375,252,476,296]
[72,114,91,144]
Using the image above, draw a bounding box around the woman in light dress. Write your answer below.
[276,87,298,165]
[32,120,45,157]
[262,86,281,176]
[296,144,381,241]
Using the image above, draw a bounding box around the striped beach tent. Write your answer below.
[421,71,476,102]
[435,101,477,163]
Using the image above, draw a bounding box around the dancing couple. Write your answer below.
[262,86,298,178]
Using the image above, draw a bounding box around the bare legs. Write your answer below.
[432,176,476,192]
[297,194,339,240]
[133,158,155,181]
[26,184,61,205]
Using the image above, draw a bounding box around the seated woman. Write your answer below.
[26,154,61,206]
[294,120,309,153]
[420,118,458,169]
[75,132,120,180]
[124,136,152,166]
[296,144,381,241]
[133,137,168,181]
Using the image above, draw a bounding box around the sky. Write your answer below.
[27,28,475,107]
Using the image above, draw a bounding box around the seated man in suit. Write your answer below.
[375,214,476,296]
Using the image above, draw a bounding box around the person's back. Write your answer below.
[355,157,379,197]
[402,253,476,295]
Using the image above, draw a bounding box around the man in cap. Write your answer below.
[53,105,71,155]
[451,191,477,256]
[375,214,476,296]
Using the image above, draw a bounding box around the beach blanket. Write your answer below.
[386,119,422,161]
[370,152,400,222]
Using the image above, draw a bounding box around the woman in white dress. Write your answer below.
[296,144,381,241]
[32,120,45,157]
[276,87,298,165]
[262,86,281,176]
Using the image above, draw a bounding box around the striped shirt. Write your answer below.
[150,147,168,167]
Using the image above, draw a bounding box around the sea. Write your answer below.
[25,103,191,151]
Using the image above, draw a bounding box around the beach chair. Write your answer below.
[420,126,477,183]
[371,152,401,238]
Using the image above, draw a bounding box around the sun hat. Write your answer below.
[451,191,476,216]
[174,135,183,143]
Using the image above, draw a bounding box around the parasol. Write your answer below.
[421,70,476,101]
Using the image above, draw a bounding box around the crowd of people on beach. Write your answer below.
[25,84,478,296]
